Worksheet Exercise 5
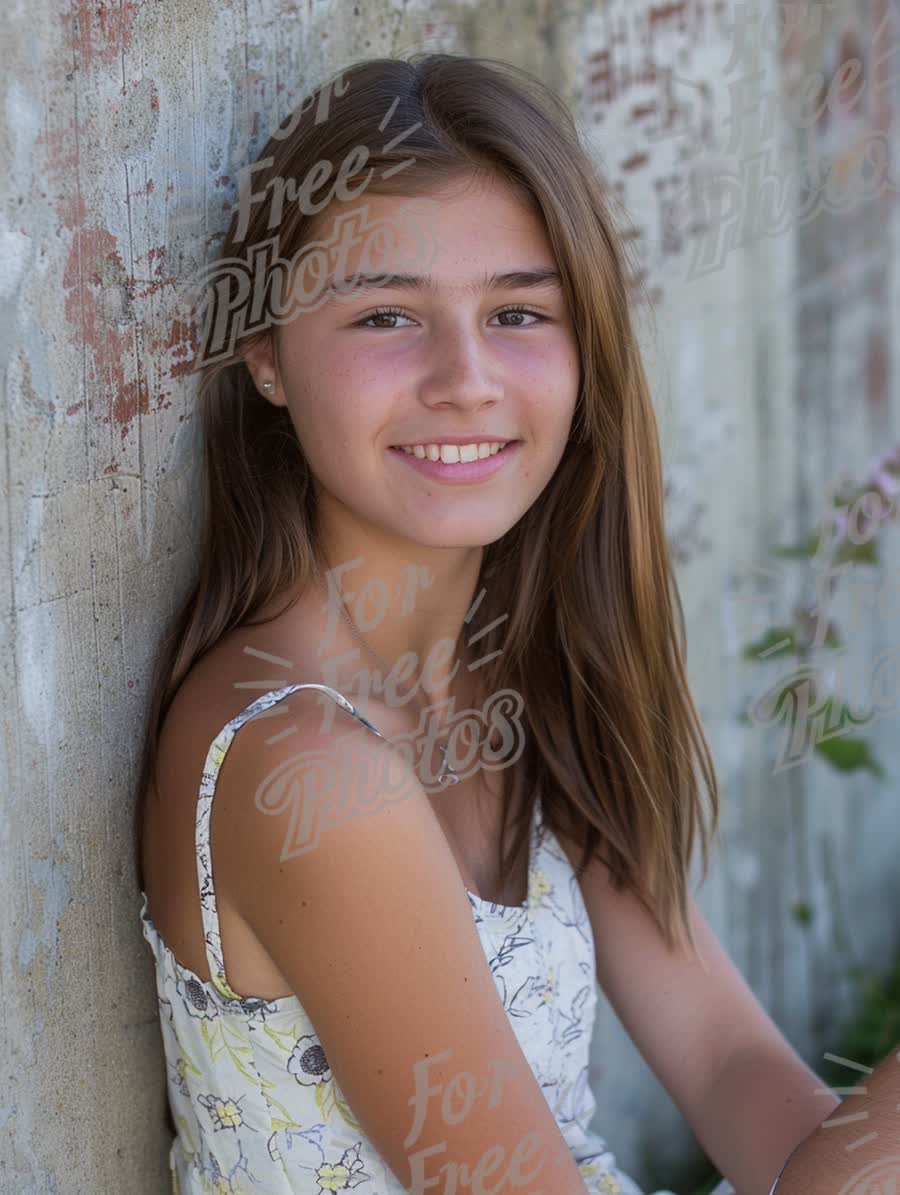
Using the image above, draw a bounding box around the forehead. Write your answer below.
[307,173,557,289]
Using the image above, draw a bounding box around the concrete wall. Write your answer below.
[2,1,898,1191]
[581,3,900,1188]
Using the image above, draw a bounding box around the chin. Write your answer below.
[400,521,519,550]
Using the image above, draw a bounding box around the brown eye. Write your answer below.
[354,305,546,329]
[354,306,415,329]
[495,306,544,326]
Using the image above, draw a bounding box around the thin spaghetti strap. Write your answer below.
[196,683,386,1002]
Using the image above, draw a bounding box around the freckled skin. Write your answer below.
[240,170,581,707]
[243,170,578,553]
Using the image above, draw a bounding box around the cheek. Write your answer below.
[526,377,578,433]
[276,335,391,467]
[549,349,580,426]
[283,391,382,485]
[523,335,579,389]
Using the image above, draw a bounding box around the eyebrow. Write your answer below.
[323,268,563,303]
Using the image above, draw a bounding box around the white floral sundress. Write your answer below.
[139,683,729,1195]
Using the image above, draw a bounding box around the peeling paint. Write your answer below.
[68,0,143,71]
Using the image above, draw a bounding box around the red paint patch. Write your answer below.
[156,318,199,379]
[62,224,159,446]
[34,126,83,196]
[125,178,156,202]
[71,0,142,71]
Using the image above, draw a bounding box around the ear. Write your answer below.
[239,334,286,407]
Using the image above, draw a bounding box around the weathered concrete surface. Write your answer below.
[2,1,898,1191]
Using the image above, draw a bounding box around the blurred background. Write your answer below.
[2,1,899,1192]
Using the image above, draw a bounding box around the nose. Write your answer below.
[417,317,506,412]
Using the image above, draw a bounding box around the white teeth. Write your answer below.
[396,441,509,463]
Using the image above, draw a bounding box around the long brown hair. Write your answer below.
[134,51,720,964]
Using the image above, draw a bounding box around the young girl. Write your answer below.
[135,52,840,1195]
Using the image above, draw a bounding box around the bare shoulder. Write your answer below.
[207,692,591,1192]
[153,634,268,800]
[209,684,439,925]
[143,615,331,974]
[149,586,402,887]
[155,601,329,776]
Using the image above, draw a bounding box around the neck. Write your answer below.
[310,544,485,721]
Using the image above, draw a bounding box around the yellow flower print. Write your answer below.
[317,1159,352,1191]
[216,1099,243,1129]
[198,1091,246,1131]
[209,1178,247,1195]
[540,964,559,1005]
[529,868,552,913]
[212,969,244,1002]
[578,1162,623,1194]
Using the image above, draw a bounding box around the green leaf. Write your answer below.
[265,1092,300,1127]
[813,735,885,777]
[334,1096,360,1129]
[175,1114,197,1157]
[784,609,845,651]
[771,531,821,559]
[791,901,814,927]
[741,627,798,660]
[832,538,880,567]
[830,490,863,512]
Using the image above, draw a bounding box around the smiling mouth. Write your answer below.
[389,441,517,463]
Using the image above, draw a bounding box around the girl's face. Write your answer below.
[245,172,581,551]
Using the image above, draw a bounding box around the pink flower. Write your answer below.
[870,464,900,505]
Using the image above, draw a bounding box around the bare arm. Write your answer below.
[215,700,591,1194]
[557,828,842,1193]
[771,1044,900,1195]
[694,1039,842,1194]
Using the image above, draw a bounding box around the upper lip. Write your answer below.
[390,435,518,446]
